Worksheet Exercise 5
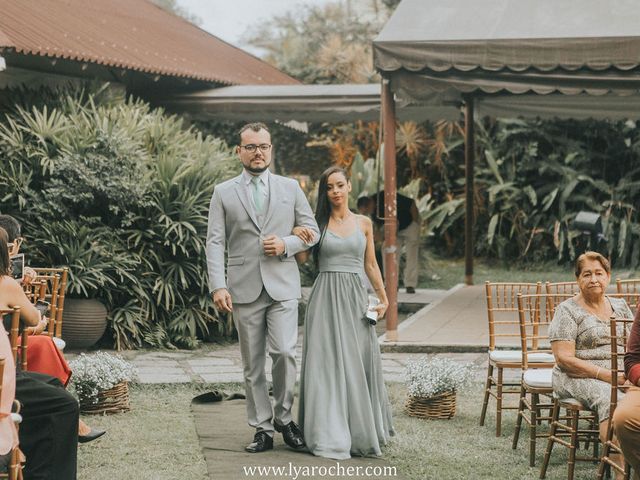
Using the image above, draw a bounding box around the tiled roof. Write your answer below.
[0,0,299,86]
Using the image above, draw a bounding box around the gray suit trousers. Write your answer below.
[233,289,298,434]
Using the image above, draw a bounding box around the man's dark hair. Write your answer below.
[356,196,373,210]
[0,215,20,242]
[0,227,10,276]
[238,122,270,143]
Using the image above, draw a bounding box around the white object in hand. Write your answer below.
[366,295,380,323]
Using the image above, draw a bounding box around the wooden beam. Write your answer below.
[382,79,398,341]
[464,95,475,286]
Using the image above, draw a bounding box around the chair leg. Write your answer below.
[530,392,540,467]
[479,362,493,427]
[540,399,560,479]
[9,447,18,480]
[496,366,504,437]
[513,384,526,449]
[568,410,579,480]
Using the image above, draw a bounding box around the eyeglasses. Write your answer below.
[239,144,272,153]
[7,237,23,251]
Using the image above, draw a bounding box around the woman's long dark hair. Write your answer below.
[312,166,349,269]
[0,227,11,277]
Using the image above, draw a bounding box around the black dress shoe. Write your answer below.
[78,428,106,444]
[275,421,305,450]
[245,431,273,453]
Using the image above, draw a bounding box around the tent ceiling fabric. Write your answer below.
[373,0,640,119]
[158,84,461,122]
[387,68,640,106]
[374,0,640,73]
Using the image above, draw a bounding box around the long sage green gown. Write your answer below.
[298,227,394,460]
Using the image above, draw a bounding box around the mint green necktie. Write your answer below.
[251,176,264,215]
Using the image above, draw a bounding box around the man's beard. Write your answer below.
[245,161,270,174]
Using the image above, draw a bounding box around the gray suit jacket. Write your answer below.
[206,171,319,304]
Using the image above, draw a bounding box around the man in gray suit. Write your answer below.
[206,123,319,453]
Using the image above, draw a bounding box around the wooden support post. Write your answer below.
[382,79,398,341]
[464,95,475,286]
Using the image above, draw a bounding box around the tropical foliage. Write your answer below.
[243,1,393,84]
[0,85,238,349]
[418,117,640,268]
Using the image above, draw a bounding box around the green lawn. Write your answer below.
[417,254,640,290]
[78,382,604,480]
[386,383,600,480]
[77,383,210,480]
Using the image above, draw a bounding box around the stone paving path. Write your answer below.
[67,331,490,385]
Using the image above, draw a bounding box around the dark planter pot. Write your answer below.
[61,298,108,349]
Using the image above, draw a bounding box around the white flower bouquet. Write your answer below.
[69,352,137,406]
[405,356,472,398]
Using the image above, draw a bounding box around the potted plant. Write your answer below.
[69,351,137,414]
[404,356,472,419]
[28,219,141,349]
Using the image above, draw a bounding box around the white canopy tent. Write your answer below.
[372,0,640,338]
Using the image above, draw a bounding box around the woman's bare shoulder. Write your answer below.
[0,275,20,291]
[355,214,372,228]
[0,275,22,305]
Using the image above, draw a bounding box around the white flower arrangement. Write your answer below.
[405,356,472,398]
[69,352,137,404]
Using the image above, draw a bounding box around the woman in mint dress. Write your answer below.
[296,166,395,460]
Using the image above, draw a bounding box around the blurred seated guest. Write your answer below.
[613,307,640,480]
[549,251,632,476]
[0,320,18,472]
[0,214,70,384]
[0,225,79,480]
[0,215,104,444]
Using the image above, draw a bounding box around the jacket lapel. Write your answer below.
[234,176,260,230]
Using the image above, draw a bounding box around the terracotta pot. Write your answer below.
[61,298,108,349]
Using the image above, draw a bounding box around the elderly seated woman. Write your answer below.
[549,251,632,475]
[613,306,640,480]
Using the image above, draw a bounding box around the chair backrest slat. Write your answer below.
[0,308,22,367]
[485,281,541,350]
[609,286,640,313]
[545,281,580,296]
[32,267,68,338]
[517,293,573,369]
[608,316,634,407]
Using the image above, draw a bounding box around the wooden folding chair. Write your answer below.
[615,279,640,313]
[2,309,26,374]
[31,268,68,339]
[540,396,600,480]
[512,292,571,466]
[480,281,542,436]
[21,278,56,338]
[596,315,634,480]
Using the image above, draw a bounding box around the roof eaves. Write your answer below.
[8,46,237,85]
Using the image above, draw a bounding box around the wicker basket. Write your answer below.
[405,390,456,419]
[79,381,131,415]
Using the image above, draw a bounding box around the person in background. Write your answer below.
[0,214,105,444]
[0,226,79,480]
[0,319,18,472]
[612,307,640,480]
[549,251,632,479]
[358,192,421,293]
